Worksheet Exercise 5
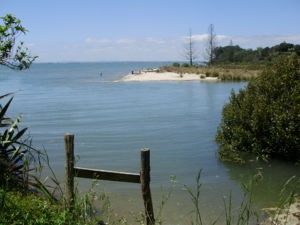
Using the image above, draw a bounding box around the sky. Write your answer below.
[1,0,300,62]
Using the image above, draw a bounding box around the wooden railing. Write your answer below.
[64,134,155,225]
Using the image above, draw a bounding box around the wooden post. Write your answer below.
[140,148,155,225]
[65,133,74,209]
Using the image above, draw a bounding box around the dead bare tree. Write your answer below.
[183,29,198,66]
[205,24,217,64]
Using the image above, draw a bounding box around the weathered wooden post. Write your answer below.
[65,133,75,209]
[140,148,155,225]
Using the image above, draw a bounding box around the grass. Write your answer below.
[0,184,103,225]
[263,176,300,225]
[181,170,300,225]
[180,170,260,225]
[161,64,263,81]
[0,188,70,225]
[0,180,117,225]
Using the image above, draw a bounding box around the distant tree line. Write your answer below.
[181,25,300,66]
[213,42,300,64]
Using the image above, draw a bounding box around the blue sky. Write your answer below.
[2,0,300,62]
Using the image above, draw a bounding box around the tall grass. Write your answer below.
[161,65,261,81]
[262,176,300,225]
[183,170,205,225]
[182,170,299,225]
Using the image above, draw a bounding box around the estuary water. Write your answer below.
[0,62,299,224]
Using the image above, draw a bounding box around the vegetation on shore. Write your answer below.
[215,55,300,163]
[161,63,262,81]
[162,42,300,81]
[0,188,91,225]
[213,42,300,64]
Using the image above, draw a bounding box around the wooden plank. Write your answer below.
[65,134,75,209]
[140,148,155,225]
[74,167,140,183]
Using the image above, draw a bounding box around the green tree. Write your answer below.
[216,55,300,162]
[212,42,300,64]
[0,14,37,70]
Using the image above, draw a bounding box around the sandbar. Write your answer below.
[116,72,219,82]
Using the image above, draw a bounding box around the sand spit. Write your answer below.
[116,72,219,82]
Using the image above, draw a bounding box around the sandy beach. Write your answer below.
[117,71,219,82]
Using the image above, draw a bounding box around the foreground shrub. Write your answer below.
[0,94,43,189]
[0,189,65,225]
[216,55,300,162]
[0,187,104,225]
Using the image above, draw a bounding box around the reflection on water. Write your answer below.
[0,62,299,224]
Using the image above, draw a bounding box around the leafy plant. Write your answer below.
[0,93,42,189]
[0,185,105,225]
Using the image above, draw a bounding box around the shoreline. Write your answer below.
[115,71,220,82]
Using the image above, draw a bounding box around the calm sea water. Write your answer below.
[0,62,299,224]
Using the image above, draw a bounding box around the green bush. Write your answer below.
[172,62,180,67]
[182,63,190,67]
[212,71,219,77]
[0,94,43,189]
[0,188,103,225]
[0,189,65,225]
[216,55,300,162]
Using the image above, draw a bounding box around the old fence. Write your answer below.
[64,134,155,225]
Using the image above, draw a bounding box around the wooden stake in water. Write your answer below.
[140,148,155,225]
[65,133,74,209]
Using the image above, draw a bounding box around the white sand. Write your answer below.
[116,72,219,82]
[261,198,300,225]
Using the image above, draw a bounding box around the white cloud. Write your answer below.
[84,37,113,44]
[85,37,137,45]
[145,37,167,44]
[115,39,136,44]
[216,35,229,42]
[182,34,230,43]
[191,34,208,42]
[36,34,300,62]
